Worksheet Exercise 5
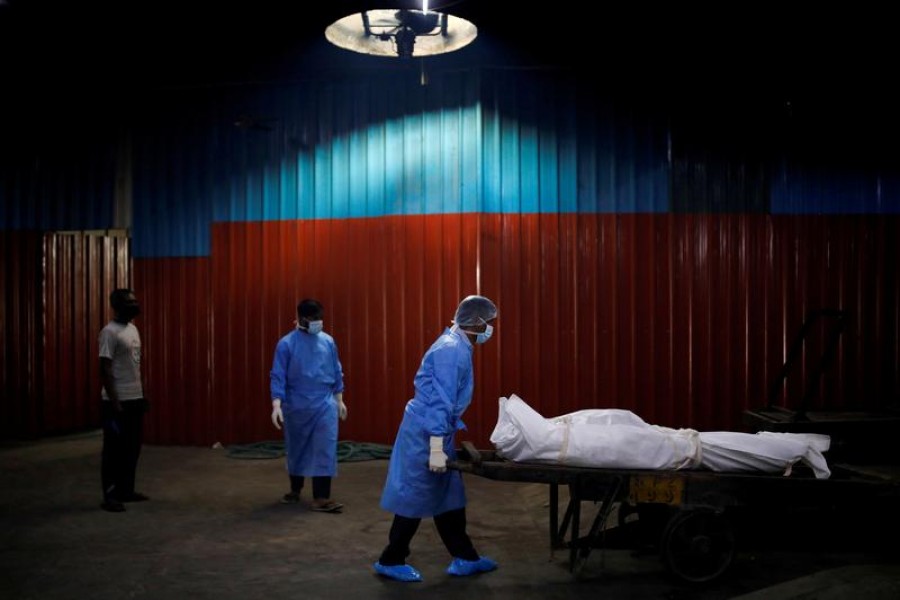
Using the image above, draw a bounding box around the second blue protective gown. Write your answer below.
[270,328,344,477]
[380,327,474,518]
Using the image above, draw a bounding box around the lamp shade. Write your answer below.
[325,9,477,58]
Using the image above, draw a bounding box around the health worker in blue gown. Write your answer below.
[373,295,499,582]
[270,298,347,513]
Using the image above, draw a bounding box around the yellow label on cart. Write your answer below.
[628,474,684,505]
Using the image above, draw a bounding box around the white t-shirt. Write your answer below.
[98,321,144,401]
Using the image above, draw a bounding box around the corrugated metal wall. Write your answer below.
[0,133,117,231]
[131,213,897,447]
[123,69,899,447]
[0,231,130,438]
[43,232,131,435]
[134,258,212,445]
[3,67,899,446]
[1,231,43,439]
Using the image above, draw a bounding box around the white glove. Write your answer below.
[336,393,347,421]
[271,399,284,430]
[429,436,447,473]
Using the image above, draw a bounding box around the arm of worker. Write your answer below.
[336,392,347,421]
[330,341,346,421]
[423,347,461,473]
[429,435,448,473]
[99,357,123,413]
[270,340,289,430]
[271,399,283,430]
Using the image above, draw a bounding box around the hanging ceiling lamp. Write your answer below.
[324,3,477,59]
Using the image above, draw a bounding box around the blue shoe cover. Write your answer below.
[446,556,498,576]
[373,562,422,582]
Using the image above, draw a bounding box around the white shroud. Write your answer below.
[489,394,831,479]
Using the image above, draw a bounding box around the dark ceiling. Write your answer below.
[0,0,896,125]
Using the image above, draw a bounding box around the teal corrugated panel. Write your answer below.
[518,85,540,214]
[360,118,380,219]
[423,94,443,215]
[331,132,351,220]
[402,96,425,216]
[314,83,335,219]
[365,116,386,218]
[460,71,481,213]
[384,113,403,217]
[537,90,560,213]
[482,86,502,213]
[349,84,369,219]
[501,88,523,213]
[440,95,462,212]
[331,83,352,219]
[297,90,317,220]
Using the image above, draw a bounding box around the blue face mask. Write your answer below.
[475,323,493,345]
[304,320,324,335]
[459,319,493,344]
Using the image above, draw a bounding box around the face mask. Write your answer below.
[475,323,493,344]
[460,319,493,344]
[120,305,141,320]
[306,320,324,335]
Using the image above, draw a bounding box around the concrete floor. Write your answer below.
[2,431,899,600]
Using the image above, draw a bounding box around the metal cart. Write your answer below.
[450,441,900,583]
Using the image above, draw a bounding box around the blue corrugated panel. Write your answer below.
[131,68,674,257]
[132,108,214,257]
[0,143,115,231]
[878,174,900,213]
[770,165,898,214]
[481,72,669,214]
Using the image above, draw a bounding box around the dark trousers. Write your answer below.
[101,399,146,501]
[378,508,479,565]
[289,475,331,499]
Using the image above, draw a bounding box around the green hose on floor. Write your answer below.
[225,440,392,461]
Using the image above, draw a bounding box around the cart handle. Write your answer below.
[767,308,848,418]
[460,441,482,465]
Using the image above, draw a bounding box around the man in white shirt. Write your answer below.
[99,288,149,512]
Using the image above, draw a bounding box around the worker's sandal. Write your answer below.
[310,500,343,512]
[373,562,422,582]
[446,556,498,576]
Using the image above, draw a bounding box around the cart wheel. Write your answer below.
[661,508,734,583]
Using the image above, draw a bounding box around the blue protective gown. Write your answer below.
[380,327,474,518]
[270,329,344,477]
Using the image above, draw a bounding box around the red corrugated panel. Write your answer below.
[41,232,131,435]
[0,232,43,439]
[132,213,900,447]
[135,257,212,445]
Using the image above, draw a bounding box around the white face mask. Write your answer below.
[299,319,324,335]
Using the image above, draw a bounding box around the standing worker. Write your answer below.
[99,288,150,513]
[270,298,347,513]
[374,295,499,582]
